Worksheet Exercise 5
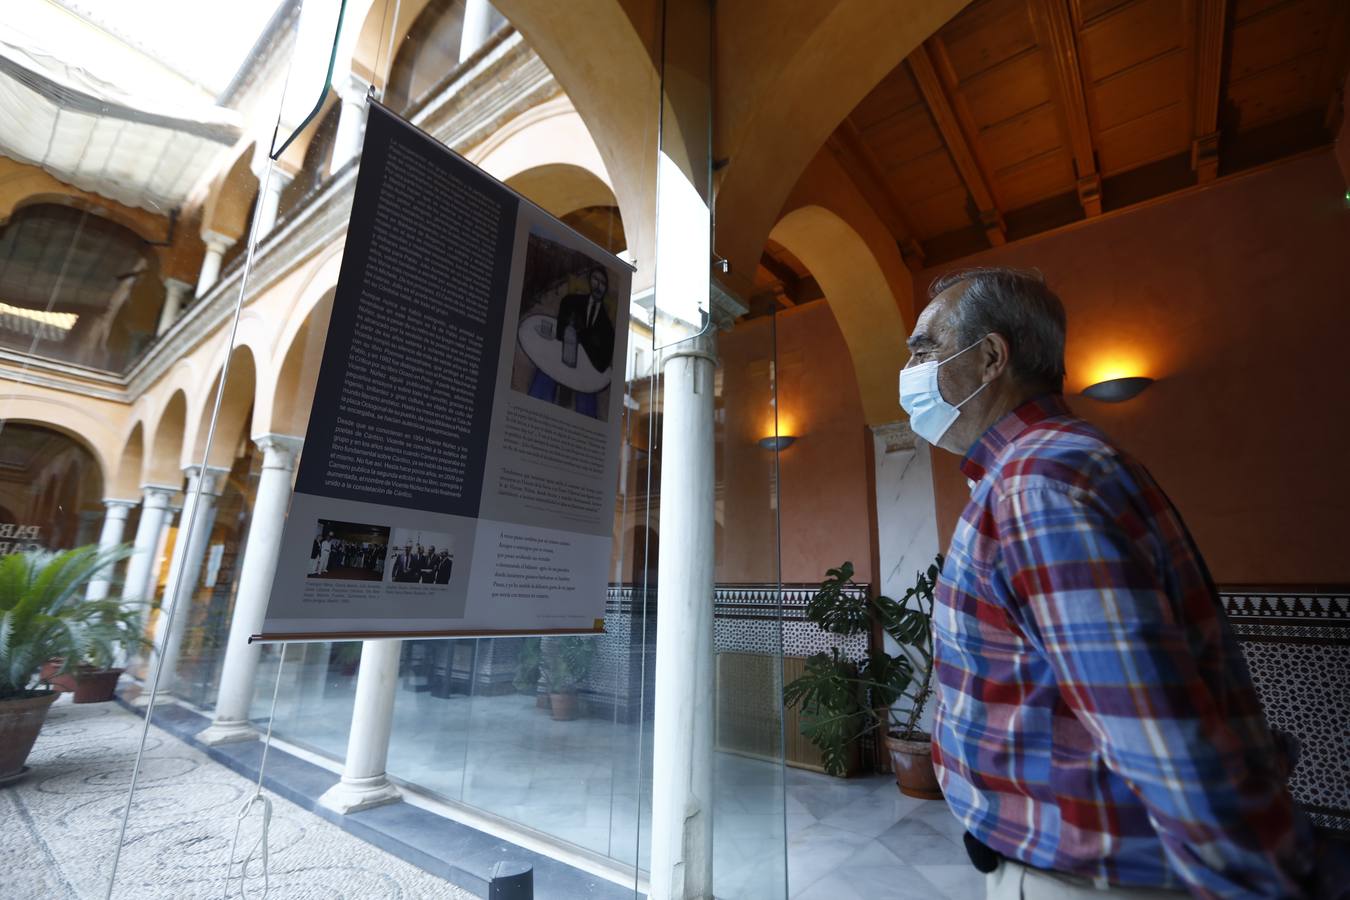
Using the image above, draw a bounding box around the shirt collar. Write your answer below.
[960,393,1072,483]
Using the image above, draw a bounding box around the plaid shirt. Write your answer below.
[931,394,1314,897]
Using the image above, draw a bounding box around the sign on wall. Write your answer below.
[255,102,630,642]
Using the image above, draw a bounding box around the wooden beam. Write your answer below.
[1191,0,1228,183]
[908,43,1006,245]
[758,253,819,306]
[826,122,926,271]
[1030,0,1101,215]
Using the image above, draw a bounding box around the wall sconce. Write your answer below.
[1081,376,1155,403]
[758,435,796,451]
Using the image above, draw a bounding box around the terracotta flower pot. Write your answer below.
[884,733,943,800]
[0,691,59,781]
[536,692,552,711]
[40,658,76,693]
[549,692,578,721]
[72,667,124,704]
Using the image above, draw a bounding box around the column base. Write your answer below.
[317,774,402,815]
[196,719,259,746]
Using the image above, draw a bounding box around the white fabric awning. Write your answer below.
[0,34,242,215]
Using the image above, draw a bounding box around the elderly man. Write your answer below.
[900,267,1320,898]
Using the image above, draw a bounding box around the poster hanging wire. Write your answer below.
[220,644,288,899]
[104,2,316,893]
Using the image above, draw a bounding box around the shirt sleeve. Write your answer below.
[995,485,1310,899]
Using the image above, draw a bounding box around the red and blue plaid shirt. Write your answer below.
[931,394,1314,897]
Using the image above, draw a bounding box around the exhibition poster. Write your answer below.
[255,101,631,641]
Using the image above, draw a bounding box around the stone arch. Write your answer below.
[711,0,967,291]
[0,158,171,245]
[769,204,909,426]
[269,287,336,438]
[472,97,614,192]
[146,390,189,487]
[200,141,261,244]
[191,345,259,470]
[0,392,118,480]
[260,245,345,435]
[111,423,145,501]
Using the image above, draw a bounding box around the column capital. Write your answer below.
[253,433,304,469]
[162,276,193,294]
[200,229,234,253]
[342,72,372,106]
[102,498,139,513]
[182,464,231,496]
[660,329,718,370]
[140,484,178,506]
[870,420,916,454]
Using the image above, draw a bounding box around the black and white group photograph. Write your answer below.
[385,528,455,585]
[510,229,618,422]
[307,520,390,581]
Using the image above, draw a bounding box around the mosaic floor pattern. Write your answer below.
[0,697,474,899]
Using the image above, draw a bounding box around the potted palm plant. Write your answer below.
[784,555,944,799]
[0,546,146,781]
[541,635,596,721]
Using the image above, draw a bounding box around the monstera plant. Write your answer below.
[0,546,146,781]
[784,555,944,798]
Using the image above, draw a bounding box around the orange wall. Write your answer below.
[921,150,1350,585]
[717,301,874,586]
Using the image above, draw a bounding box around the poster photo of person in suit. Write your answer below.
[305,520,390,582]
[386,528,455,588]
[510,231,619,422]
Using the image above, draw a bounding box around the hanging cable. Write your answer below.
[220,644,287,899]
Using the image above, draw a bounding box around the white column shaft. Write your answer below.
[155,278,193,336]
[152,468,224,693]
[86,500,136,600]
[195,238,230,298]
[200,436,302,745]
[459,0,496,62]
[123,488,174,614]
[329,77,368,175]
[255,172,292,239]
[317,639,404,814]
[650,335,717,900]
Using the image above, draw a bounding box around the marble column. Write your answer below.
[199,435,303,745]
[459,0,498,62]
[255,170,293,239]
[155,278,193,336]
[869,420,940,731]
[151,466,227,695]
[650,330,718,900]
[317,639,404,814]
[329,74,370,176]
[195,231,233,298]
[123,486,176,615]
[86,499,137,601]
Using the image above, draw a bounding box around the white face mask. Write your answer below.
[899,337,989,446]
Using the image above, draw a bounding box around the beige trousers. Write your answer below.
[987,859,1185,899]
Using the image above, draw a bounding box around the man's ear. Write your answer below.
[983,333,1012,382]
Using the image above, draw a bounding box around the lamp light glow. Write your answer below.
[1081,376,1155,403]
[758,435,796,451]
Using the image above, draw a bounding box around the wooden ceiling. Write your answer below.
[754,0,1349,295]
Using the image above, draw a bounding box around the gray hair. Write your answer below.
[928,267,1066,393]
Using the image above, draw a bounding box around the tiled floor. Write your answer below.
[229,656,980,899]
[784,769,982,899]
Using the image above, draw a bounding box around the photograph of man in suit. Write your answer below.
[527,266,614,418]
[433,551,453,584]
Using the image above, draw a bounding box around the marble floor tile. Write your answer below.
[914,863,986,899]
[876,817,970,867]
